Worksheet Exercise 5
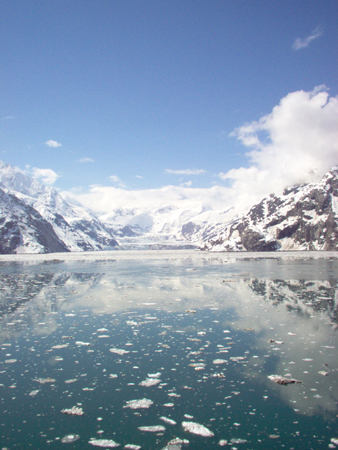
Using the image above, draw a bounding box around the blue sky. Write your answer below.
[1,0,338,200]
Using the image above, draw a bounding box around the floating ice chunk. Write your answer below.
[89,438,120,447]
[213,359,228,365]
[302,358,313,362]
[97,335,110,338]
[4,359,17,363]
[160,416,177,425]
[34,377,56,384]
[218,440,228,446]
[318,371,329,376]
[61,406,84,416]
[268,375,302,385]
[148,372,161,378]
[123,398,154,409]
[76,341,91,346]
[109,374,118,379]
[139,378,161,387]
[29,389,40,396]
[110,348,130,355]
[124,445,141,450]
[65,379,78,384]
[97,328,108,332]
[184,414,193,419]
[182,421,214,437]
[61,434,80,443]
[331,438,338,445]
[52,344,69,349]
[231,438,248,444]
[163,403,174,407]
[138,425,166,432]
[162,438,189,449]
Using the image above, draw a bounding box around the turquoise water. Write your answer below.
[0,253,337,449]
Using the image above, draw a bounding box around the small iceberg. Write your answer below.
[89,438,120,447]
[61,406,84,416]
[61,434,80,443]
[182,421,214,437]
[123,398,154,409]
[268,375,302,385]
[138,425,166,432]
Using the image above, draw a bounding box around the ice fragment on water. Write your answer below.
[61,434,80,443]
[89,438,120,447]
[231,438,248,444]
[331,438,338,445]
[34,377,56,384]
[110,348,130,355]
[123,398,154,409]
[124,446,141,450]
[213,359,228,365]
[52,344,69,349]
[61,406,84,416]
[318,371,329,376]
[139,378,161,387]
[138,425,166,432]
[76,341,91,346]
[218,439,228,446]
[160,416,177,425]
[268,375,302,385]
[182,421,214,437]
[28,389,40,396]
[162,438,189,449]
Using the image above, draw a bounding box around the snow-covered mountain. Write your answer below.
[98,203,234,249]
[0,161,118,254]
[201,166,338,252]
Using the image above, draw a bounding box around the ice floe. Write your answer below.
[138,425,166,432]
[89,438,120,447]
[109,348,130,355]
[268,375,302,385]
[139,377,161,387]
[160,416,177,425]
[182,421,214,437]
[123,398,154,409]
[61,406,84,416]
[61,434,80,443]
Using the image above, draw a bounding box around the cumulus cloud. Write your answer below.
[166,169,206,175]
[292,26,323,50]
[219,86,338,211]
[79,157,94,163]
[31,167,60,185]
[63,87,338,219]
[45,140,62,148]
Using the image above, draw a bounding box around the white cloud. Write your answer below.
[166,169,206,175]
[109,175,126,188]
[31,167,60,185]
[79,157,94,163]
[292,27,323,50]
[45,140,62,148]
[220,86,338,211]
[63,87,338,219]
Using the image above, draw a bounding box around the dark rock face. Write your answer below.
[202,166,338,252]
[0,188,69,254]
[0,160,119,254]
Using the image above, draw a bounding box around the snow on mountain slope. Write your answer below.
[99,202,235,249]
[0,161,118,253]
[201,166,338,252]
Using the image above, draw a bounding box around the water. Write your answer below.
[0,251,337,449]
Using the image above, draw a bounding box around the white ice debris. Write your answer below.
[33,377,56,384]
[89,438,120,447]
[138,425,166,432]
[182,421,214,437]
[139,378,161,387]
[76,341,91,346]
[162,438,189,449]
[61,434,80,443]
[213,359,228,365]
[160,416,177,425]
[61,406,84,416]
[123,398,154,409]
[218,440,228,446]
[331,438,338,445]
[124,445,141,450]
[268,375,302,385]
[28,389,40,396]
[109,348,130,355]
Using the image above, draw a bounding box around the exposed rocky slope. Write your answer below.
[201,166,338,252]
[0,161,118,254]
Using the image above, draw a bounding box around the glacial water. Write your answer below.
[0,250,337,450]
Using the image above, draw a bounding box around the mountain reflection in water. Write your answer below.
[0,252,337,449]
